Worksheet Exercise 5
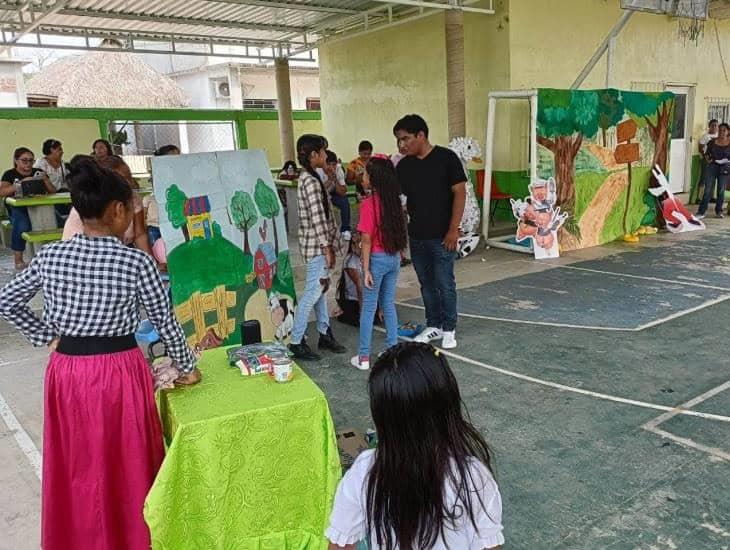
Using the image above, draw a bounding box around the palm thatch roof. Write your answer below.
[26,50,189,108]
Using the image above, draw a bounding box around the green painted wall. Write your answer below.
[0,107,321,169]
[246,119,322,167]
[319,14,449,156]
[0,119,99,167]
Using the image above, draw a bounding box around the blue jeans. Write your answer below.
[330,192,351,233]
[147,225,162,246]
[698,163,730,215]
[291,255,330,344]
[9,206,31,252]
[410,238,457,332]
[359,253,400,357]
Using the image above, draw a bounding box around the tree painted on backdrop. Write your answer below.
[537,89,599,207]
[166,184,189,241]
[229,190,258,256]
[597,89,624,147]
[622,91,674,179]
[254,178,282,255]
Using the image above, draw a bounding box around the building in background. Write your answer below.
[0,57,29,107]
[167,62,319,112]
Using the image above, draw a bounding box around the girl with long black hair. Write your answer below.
[289,134,347,361]
[328,342,503,549]
[0,156,200,549]
[350,155,408,370]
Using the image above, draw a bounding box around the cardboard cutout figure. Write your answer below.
[650,165,705,233]
[511,177,569,259]
[449,137,482,258]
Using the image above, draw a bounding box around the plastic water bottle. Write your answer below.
[13,180,22,198]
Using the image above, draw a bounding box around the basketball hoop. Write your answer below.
[620,0,709,45]
[674,0,709,45]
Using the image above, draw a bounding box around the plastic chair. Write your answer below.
[476,170,513,226]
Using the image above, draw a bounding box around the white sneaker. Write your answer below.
[413,327,442,343]
[695,213,706,220]
[341,230,352,241]
[350,355,370,370]
[441,331,457,349]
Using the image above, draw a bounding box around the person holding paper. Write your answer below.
[697,123,730,219]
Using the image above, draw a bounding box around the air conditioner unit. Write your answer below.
[215,80,231,99]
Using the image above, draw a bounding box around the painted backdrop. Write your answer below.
[152,150,296,348]
[537,88,674,250]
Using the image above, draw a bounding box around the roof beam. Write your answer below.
[206,0,359,15]
[0,21,307,47]
[0,0,69,53]
[371,0,493,14]
[58,7,307,33]
[0,4,309,34]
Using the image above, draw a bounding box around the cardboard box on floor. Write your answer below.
[336,427,369,468]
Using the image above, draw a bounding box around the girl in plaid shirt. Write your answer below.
[289,134,347,361]
[0,156,200,549]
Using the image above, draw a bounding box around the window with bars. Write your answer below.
[243,98,277,110]
[707,98,730,124]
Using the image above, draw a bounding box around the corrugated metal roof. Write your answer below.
[0,1,492,58]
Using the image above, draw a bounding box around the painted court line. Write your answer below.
[0,391,42,480]
[641,381,730,462]
[383,326,730,423]
[396,301,635,331]
[553,263,730,292]
[428,345,730,423]
[397,295,730,332]
[634,295,730,331]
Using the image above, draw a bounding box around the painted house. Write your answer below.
[184,196,212,240]
[254,241,278,290]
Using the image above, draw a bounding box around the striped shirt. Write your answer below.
[0,234,195,372]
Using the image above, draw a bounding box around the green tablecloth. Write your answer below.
[144,347,341,549]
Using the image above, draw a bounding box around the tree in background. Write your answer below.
[536,89,599,206]
[597,89,624,147]
[229,190,258,256]
[165,184,189,241]
[254,178,282,255]
[622,91,674,179]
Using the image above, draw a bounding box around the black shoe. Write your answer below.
[318,328,347,354]
[289,341,321,361]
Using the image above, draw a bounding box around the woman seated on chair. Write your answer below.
[1,147,56,270]
[63,155,155,262]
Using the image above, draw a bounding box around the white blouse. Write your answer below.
[326,449,504,549]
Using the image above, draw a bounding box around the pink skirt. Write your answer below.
[42,348,164,550]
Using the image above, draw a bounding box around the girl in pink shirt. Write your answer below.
[351,155,408,371]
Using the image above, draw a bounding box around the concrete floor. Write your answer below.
[1,217,729,548]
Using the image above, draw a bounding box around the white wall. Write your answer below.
[0,60,28,107]
[169,65,320,110]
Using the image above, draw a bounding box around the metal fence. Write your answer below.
[109,120,237,156]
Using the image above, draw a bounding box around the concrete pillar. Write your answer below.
[274,57,296,164]
[445,10,466,140]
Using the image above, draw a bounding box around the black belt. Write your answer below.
[57,334,137,356]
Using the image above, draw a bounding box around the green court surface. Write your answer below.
[301,227,730,549]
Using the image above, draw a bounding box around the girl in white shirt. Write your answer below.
[326,342,504,550]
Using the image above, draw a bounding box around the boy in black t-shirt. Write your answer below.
[394,114,466,349]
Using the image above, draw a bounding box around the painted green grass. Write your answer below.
[168,234,249,305]
[573,170,611,221]
[600,165,652,243]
